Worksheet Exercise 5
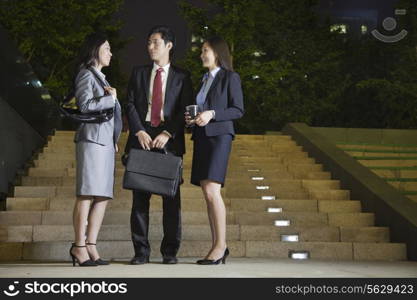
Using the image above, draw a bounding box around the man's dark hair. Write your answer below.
[205,36,233,71]
[147,25,176,58]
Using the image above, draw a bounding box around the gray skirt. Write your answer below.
[76,141,115,198]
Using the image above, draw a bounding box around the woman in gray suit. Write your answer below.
[70,33,122,266]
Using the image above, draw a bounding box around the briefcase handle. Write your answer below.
[150,147,168,155]
[121,146,169,167]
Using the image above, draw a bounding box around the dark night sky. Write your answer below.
[116,0,401,77]
[116,0,207,77]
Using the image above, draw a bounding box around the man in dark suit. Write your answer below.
[125,25,193,264]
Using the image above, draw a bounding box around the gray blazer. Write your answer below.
[73,68,122,146]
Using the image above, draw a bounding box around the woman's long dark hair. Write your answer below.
[204,37,233,71]
[75,32,108,71]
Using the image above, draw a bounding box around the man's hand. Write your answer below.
[115,144,119,153]
[136,130,152,150]
[152,132,170,149]
[195,111,214,127]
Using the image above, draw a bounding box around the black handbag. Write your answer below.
[122,148,182,198]
[59,68,114,123]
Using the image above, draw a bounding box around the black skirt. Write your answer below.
[190,127,232,187]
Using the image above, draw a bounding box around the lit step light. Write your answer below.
[274,220,290,227]
[251,177,264,181]
[288,250,310,260]
[248,169,260,172]
[256,186,269,190]
[262,196,276,200]
[281,234,299,242]
[267,208,282,213]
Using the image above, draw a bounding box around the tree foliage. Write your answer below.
[0,0,128,101]
[178,0,417,132]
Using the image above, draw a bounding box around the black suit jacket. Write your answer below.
[125,64,193,155]
[194,68,244,138]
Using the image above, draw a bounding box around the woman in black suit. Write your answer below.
[186,37,244,265]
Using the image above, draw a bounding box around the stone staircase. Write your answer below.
[0,131,407,261]
[339,143,417,203]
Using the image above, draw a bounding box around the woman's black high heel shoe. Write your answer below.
[86,242,110,265]
[69,243,97,267]
[196,248,229,265]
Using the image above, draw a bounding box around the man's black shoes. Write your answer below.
[130,256,149,265]
[162,257,178,264]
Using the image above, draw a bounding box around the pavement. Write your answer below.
[1,258,416,278]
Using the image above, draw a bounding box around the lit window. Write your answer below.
[330,24,347,34]
[361,25,368,34]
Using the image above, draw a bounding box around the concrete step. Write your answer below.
[0,224,240,242]
[226,188,309,199]
[7,196,361,214]
[0,225,390,243]
[347,151,417,158]
[7,196,216,211]
[230,199,318,212]
[226,188,350,200]
[338,144,417,152]
[0,211,234,226]
[328,213,374,226]
[246,241,406,260]
[34,158,126,169]
[407,195,417,202]
[241,225,389,242]
[309,189,350,201]
[6,198,50,210]
[0,240,406,261]
[14,186,213,199]
[387,181,417,191]
[3,131,406,263]
[37,152,123,161]
[21,176,199,188]
[236,153,308,162]
[235,211,373,226]
[230,198,360,213]
[359,159,417,168]
[372,169,417,179]
[226,179,340,190]
[287,164,323,177]
[270,145,302,152]
[318,200,361,213]
[0,211,43,225]
[340,226,390,242]
[235,211,329,226]
[0,210,374,227]
[0,241,244,260]
[300,171,332,180]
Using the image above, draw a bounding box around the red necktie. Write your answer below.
[151,67,163,127]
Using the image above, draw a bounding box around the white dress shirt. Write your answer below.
[146,62,170,122]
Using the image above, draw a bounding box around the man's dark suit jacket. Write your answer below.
[194,68,244,138]
[125,64,193,156]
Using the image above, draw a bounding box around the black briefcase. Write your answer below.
[122,148,182,198]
